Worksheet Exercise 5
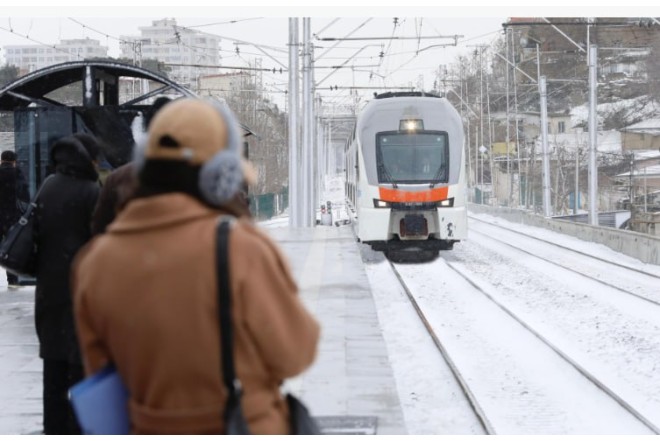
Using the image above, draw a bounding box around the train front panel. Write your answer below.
[352,93,467,253]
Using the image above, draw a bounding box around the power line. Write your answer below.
[504,19,659,27]
[318,86,415,90]
[184,17,265,28]
[317,35,463,42]
[374,17,401,81]
[68,17,124,42]
[163,62,285,72]
[0,23,84,60]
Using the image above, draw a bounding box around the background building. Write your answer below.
[197,72,250,100]
[620,118,660,152]
[3,38,108,74]
[119,18,220,87]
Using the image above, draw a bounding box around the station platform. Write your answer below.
[264,220,406,435]
[0,220,407,435]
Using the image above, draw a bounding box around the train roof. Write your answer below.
[374,91,443,100]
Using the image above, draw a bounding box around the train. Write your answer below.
[345,91,467,261]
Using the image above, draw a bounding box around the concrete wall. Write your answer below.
[622,131,660,151]
[468,203,660,266]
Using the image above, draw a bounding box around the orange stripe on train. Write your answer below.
[378,186,449,202]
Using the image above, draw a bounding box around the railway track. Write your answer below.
[468,215,660,279]
[467,216,660,308]
[386,259,494,434]
[386,257,660,434]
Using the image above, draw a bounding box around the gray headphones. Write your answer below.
[133,99,245,206]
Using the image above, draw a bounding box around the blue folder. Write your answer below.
[69,364,131,434]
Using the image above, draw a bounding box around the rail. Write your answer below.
[468,203,660,265]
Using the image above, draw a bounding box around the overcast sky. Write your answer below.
[2,2,659,110]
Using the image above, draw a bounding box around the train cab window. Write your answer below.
[375,131,449,184]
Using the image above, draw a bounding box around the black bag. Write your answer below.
[0,202,37,276]
[216,217,320,435]
[0,176,53,277]
[286,393,321,435]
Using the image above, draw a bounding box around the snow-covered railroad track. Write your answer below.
[468,216,660,308]
[468,215,660,280]
[386,259,494,434]
[387,258,658,434]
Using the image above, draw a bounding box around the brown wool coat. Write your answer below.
[72,193,320,435]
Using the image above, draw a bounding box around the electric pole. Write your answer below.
[302,17,315,227]
[588,44,598,226]
[288,18,301,227]
[540,76,551,217]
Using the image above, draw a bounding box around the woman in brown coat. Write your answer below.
[72,99,319,434]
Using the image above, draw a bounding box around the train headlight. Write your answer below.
[399,119,424,132]
[373,199,391,208]
[438,198,454,207]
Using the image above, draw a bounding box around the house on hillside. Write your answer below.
[490,110,577,152]
[613,150,660,205]
[620,118,660,151]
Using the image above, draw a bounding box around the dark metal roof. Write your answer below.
[0,60,190,109]
[0,60,255,137]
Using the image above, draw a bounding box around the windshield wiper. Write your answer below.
[378,163,398,189]
[429,164,447,188]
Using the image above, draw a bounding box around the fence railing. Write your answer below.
[249,187,289,221]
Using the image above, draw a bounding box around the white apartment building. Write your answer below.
[3,38,108,73]
[120,18,220,87]
[196,72,251,99]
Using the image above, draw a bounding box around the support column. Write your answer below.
[288,18,301,227]
[539,76,552,217]
[301,17,315,227]
[588,44,599,226]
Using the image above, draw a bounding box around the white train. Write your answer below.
[345,92,467,260]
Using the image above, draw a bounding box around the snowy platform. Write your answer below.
[264,221,407,435]
[0,220,406,435]
[0,286,41,435]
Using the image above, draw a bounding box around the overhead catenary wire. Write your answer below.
[0,22,84,60]
[60,18,503,108]
[182,17,264,28]
[314,18,342,39]
[5,19,537,126]
[68,17,124,42]
[65,19,286,85]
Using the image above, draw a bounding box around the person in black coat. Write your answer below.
[0,150,29,288]
[34,133,101,435]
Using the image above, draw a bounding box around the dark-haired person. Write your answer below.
[0,150,29,289]
[33,133,101,434]
[91,96,173,235]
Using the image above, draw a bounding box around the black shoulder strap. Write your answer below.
[216,216,240,398]
[31,174,55,204]
[21,174,55,221]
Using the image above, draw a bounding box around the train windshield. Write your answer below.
[375,131,449,184]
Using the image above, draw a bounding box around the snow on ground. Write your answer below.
[471,213,660,277]
[0,271,40,436]
[264,174,660,433]
[359,247,485,435]
[446,215,660,429]
[268,175,657,433]
[393,257,653,434]
[5,172,653,434]
[571,97,660,129]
